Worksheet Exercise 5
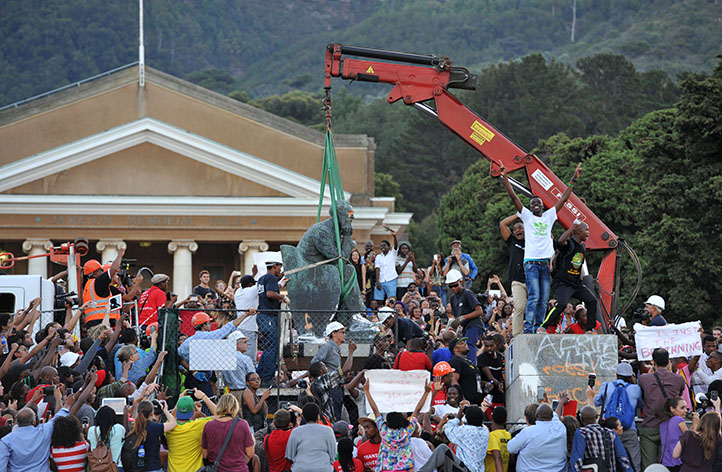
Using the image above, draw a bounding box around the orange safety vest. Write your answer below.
[82,278,120,322]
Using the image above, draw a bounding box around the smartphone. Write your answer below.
[712,391,719,401]
[43,386,54,397]
[65,387,73,396]
[87,301,97,309]
[552,400,559,410]
[82,417,89,426]
[190,296,199,302]
[588,373,596,388]
[150,325,156,334]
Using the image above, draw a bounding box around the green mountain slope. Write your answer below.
[1,0,720,106]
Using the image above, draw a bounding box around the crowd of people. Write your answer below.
[0,160,717,471]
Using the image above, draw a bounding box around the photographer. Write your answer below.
[81,246,125,328]
[640,295,667,326]
[137,273,174,329]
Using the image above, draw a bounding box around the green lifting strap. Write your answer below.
[317,130,357,304]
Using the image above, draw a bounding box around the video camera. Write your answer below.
[633,306,652,322]
[118,258,137,287]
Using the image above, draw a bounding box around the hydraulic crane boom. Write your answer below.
[325,43,624,324]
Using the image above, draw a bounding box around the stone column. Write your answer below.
[95,239,127,264]
[238,240,269,277]
[22,239,53,278]
[167,240,198,300]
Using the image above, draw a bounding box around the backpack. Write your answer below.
[603,382,635,429]
[120,432,141,472]
[88,428,119,472]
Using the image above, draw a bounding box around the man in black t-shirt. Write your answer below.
[257,259,290,384]
[548,220,598,332]
[500,214,526,337]
[192,270,217,300]
[448,269,483,365]
[448,337,486,405]
[477,335,505,410]
[363,333,393,370]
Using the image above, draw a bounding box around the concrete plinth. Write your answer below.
[505,334,618,423]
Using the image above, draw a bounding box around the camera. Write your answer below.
[152,399,163,414]
[185,388,199,401]
[297,379,308,389]
[43,386,54,398]
[633,307,652,322]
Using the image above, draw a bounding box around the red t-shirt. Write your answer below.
[432,389,447,406]
[566,321,601,334]
[264,428,294,472]
[393,351,432,371]
[356,440,380,471]
[334,458,364,472]
[138,285,167,326]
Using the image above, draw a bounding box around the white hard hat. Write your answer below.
[324,321,346,337]
[645,295,665,311]
[227,330,247,342]
[377,307,394,324]
[643,465,671,472]
[446,269,463,284]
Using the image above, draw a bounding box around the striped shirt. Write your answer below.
[50,441,89,472]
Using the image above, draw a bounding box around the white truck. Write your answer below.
[0,275,64,336]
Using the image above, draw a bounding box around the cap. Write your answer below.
[358,415,376,427]
[450,240,462,247]
[145,323,159,337]
[60,351,81,367]
[377,307,394,324]
[448,337,468,352]
[333,420,352,437]
[446,269,463,284]
[616,363,634,377]
[265,259,283,267]
[151,273,170,284]
[227,330,247,342]
[94,369,107,388]
[645,295,665,310]
[191,312,212,327]
[433,361,455,377]
[176,396,195,420]
[325,321,346,337]
[240,275,256,288]
[83,259,102,276]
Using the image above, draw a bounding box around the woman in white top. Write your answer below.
[87,405,126,467]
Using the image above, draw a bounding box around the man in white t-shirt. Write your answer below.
[234,274,260,362]
[374,228,399,303]
[500,162,582,333]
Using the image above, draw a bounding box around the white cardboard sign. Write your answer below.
[189,339,237,370]
[364,369,431,414]
[253,251,283,280]
[634,321,703,361]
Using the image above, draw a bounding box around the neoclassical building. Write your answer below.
[0,66,410,298]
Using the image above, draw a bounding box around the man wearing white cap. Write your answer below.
[222,330,256,410]
[312,321,350,423]
[257,259,289,385]
[447,269,483,364]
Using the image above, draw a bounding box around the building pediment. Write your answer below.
[0,117,349,200]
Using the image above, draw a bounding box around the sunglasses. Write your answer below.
[448,282,460,288]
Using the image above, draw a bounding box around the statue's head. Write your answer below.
[330,200,354,236]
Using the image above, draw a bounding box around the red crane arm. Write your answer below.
[325,44,621,321]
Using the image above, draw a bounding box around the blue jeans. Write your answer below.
[373,279,397,301]
[463,324,484,365]
[256,313,279,381]
[524,262,550,333]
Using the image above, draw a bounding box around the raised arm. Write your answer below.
[104,313,126,354]
[341,341,357,375]
[362,380,380,419]
[499,164,523,212]
[64,301,92,332]
[554,162,582,212]
[109,246,126,279]
[68,372,99,416]
[0,344,19,380]
[557,219,581,247]
[412,381,433,418]
[144,351,168,385]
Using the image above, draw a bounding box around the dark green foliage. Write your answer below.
[438,62,722,324]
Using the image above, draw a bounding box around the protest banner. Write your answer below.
[633,321,702,361]
[365,369,431,414]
